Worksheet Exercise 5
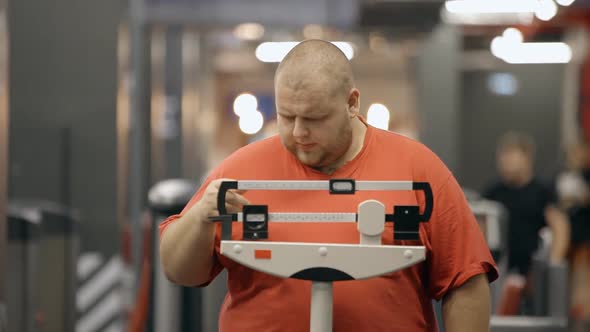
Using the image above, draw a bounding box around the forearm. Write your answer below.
[442,274,491,332]
[159,204,217,286]
[545,205,570,264]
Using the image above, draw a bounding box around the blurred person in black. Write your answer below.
[556,140,590,243]
[483,132,569,314]
[556,140,590,329]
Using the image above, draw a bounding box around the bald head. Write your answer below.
[275,39,354,98]
[273,40,364,174]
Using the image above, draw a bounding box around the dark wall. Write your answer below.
[416,25,461,174]
[460,65,564,192]
[8,0,121,254]
[417,26,563,193]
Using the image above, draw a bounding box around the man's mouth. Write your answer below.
[296,143,316,151]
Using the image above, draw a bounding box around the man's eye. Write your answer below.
[308,116,324,122]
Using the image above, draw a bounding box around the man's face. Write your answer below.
[566,144,589,170]
[497,147,531,183]
[275,83,353,169]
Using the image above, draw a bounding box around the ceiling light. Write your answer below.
[442,11,534,25]
[502,42,572,64]
[491,37,572,64]
[535,0,558,21]
[445,0,540,14]
[233,23,265,41]
[556,0,575,6]
[233,93,258,117]
[502,28,523,43]
[488,73,519,96]
[367,104,390,130]
[239,110,264,135]
[255,41,354,63]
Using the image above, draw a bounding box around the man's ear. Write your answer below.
[347,88,360,118]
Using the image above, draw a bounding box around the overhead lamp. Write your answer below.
[501,43,572,64]
[487,73,519,96]
[233,23,265,41]
[441,0,537,25]
[239,110,264,135]
[556,0,576,6]
[255,41,354,63]
[490,28,572,64]
[444,0,540,14]
[233,93,258,117]
[535,0,558,21]
[503,28,524,43]
[367,104,390,130]
[441,11,534,25]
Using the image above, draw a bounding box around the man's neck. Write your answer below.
[317,117,367,175]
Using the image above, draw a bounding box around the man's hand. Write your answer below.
[443,273,491,332]
[195,178,250,221]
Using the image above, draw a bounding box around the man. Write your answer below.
[556,140,590,331]
[160,40,497,331]
[484,132,569,277]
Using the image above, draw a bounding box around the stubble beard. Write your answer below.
[293,125,353,171]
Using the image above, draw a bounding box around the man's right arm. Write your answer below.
[159,179,250,286]
[159,202,218,286]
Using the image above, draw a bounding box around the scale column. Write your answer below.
[310,281,333,332]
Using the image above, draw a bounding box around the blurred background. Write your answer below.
[1,0,590,331]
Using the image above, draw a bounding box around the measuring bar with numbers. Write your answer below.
[210,179,433,241]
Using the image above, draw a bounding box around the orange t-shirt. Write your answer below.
[159,123,498,332]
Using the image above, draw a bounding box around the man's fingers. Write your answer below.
[207,203,241,216]
[225,203,243,214]
[226,190,250,206]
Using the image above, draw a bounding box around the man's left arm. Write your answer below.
[442,273,491,332]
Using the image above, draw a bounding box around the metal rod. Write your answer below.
[310,281,333,332]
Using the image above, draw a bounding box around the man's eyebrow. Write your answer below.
[277,110,293,116]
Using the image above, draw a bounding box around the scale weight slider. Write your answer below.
[243,205,269,240]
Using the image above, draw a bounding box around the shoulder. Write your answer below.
[374,129,453,190]
[361,127,454,197]
[371,127,424,150]
[371,128,446,167]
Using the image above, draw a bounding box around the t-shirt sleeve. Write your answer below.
[158,168,224,286]
[424,174,499,300]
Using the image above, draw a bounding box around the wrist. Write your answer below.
[189,200,211,224]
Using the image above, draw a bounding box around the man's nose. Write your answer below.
[293,118,309,137]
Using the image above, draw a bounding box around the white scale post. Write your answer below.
[210,179,434,332]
